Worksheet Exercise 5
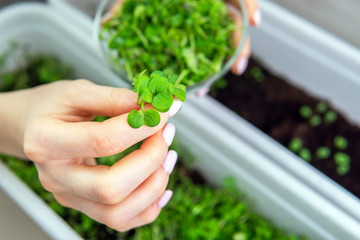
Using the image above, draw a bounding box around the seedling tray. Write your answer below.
[197,0,360,222]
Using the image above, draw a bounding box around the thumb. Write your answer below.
[24,109,169,162]
[64,80,139,117]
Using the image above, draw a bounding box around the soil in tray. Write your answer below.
[210,58,360,198]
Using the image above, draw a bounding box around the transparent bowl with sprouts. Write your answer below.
[94,0,248,93]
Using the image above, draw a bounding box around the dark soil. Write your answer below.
[210,58,360,199]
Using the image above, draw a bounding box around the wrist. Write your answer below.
[0,91,30,159]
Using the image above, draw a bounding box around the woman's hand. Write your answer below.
[0,80,181,231]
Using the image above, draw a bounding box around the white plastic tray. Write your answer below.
[197,0,360,223]
[0,1,359,239]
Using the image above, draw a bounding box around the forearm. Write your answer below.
[0,91,29,159]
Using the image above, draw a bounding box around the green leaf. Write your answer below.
[299,105,312,119]
[140,88,153,103]
[334,152,351,165]
[315,146,331,159]
[150,70,166,79]
[168,83,175,94]
[148,76,168,94]
[152,92,173,112]
[134,75,150,93]
[288,138,302,153]
[182,48,198,72]
[299,148,311,162]
[144,109,161,127]
[324,110,337,123]
[134,5,146,18]
[109,36,124,49]
[316,101,328,113]
[127,110,144,128]
[334,136,348,150]
[175,84,187,92]
[169,74,178,84]
[133,69,147,82]
[174,88,186,102]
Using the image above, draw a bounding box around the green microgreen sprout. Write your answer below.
[127,70,186,128]
[250,66,265,83]
[334,136,348,150]
[288,138,313,162]
[334,152,351,175]
[288,138,303,153]
[299,148,312,162]
[324,110,338,124]
[316,101,328,113]
[315,146,331,159]
[309,114,321,127]
[102,0,236,87]
[299,105,312,119]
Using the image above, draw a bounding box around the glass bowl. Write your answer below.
[93,0,248,93]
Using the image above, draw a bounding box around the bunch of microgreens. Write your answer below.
[101,0,235,87]
[127,70,186,128]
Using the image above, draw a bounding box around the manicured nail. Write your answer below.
[158,190,173,208]
[168,99,183,117]
[195,87,210,98]
[237,57,248,75]
[162,150,178,174]
[253,8,262,26]
[162,123,176,146]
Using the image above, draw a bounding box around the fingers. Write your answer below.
[49,128,175,205]
[101,0,125,24]
[244,0,261,26]
[62,80,139,118]
[52,149,177,231]
[24,100,182,161]
[226,0,260,76]
[120,190,173,231]
[55,190,172,232]
[231,37,251,75]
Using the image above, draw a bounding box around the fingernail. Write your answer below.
[162,123,176,146]
[162,150,178,174]
[168,100,183,117]
[237,57,248,75]
[195,87,210,98]
[158,190,173,208]
[253,9,262,26]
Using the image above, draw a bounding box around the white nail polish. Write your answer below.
[168,100,183,117]
[237,57,248,75]
[253,9,262,26]
[162,150,178,174]
[158,190,173,208]
[162,123,176,146]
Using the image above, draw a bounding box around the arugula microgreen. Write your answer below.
[127,70,186,128]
